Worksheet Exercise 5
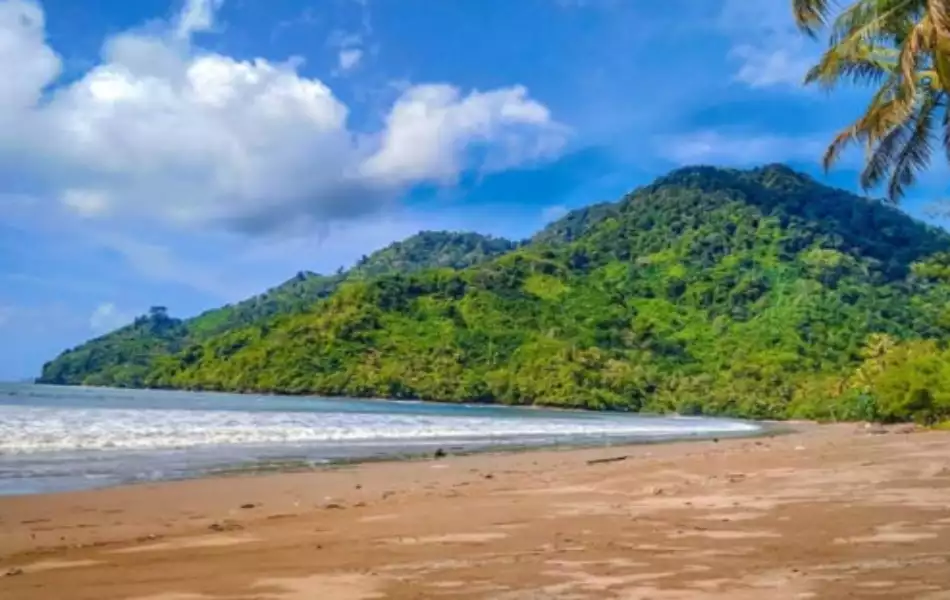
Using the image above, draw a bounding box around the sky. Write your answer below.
[0,0,947,380]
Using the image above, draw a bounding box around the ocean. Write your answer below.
[0,383,760,495]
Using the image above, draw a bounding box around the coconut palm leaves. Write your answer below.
[794,0,950,202]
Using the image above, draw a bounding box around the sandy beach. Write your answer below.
[1,423,949,599]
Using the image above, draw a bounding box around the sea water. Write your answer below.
[0,383,760,495]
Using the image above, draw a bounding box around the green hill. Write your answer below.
[40,165,950,423]
[37,231,516,387]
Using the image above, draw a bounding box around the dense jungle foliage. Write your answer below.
[38,231,514,387]
[39,165,950,423]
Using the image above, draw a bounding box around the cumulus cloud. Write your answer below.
[0,0,60,113]
[363,84,564,184]
[0,0,566,234]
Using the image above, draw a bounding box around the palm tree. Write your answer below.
[792,0,950,202]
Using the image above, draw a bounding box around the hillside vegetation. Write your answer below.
[38,232,515,387]
[40,165,950,423]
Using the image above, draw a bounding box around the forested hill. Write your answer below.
[37,231,516,387]
[40,164,950,423]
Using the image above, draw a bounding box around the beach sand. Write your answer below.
[1,423,950,599]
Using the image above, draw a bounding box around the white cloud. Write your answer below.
[175,0,224,40]
[337,47,363,72]
[656,130,825,166]
[0,0,60,113]
[730,44,813,89]
[60,189,110,217]
[0,0,566,234]
[327,14,368,77]
[89,302,133,333]
[363,84,565,184]
[718,0,815,90]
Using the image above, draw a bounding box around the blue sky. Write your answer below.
[0,0,947,380]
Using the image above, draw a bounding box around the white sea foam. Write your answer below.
[0,404,757,455]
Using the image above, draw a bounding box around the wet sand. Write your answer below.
[1,423,949,599]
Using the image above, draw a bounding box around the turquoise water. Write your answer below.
[0,383,760,495]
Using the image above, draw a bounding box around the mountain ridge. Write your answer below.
[37,164,950,423]
[37,230,517,387]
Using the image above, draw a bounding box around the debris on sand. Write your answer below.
[586,455,628,466]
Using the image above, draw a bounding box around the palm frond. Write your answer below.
[794,0,836,36]
[898,19,930,92]
[928,0,950,38]
[860,113,916,189]
[881,93,936,200]
[863,76,919,137]
[806,44,897,88]
[822,76,917,171]
[824,121,867,169]
[942,92,950,162]
[827,0,924,50]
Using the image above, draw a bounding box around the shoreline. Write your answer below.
[0,419,773,498]
[0,421,772,500]
[1,383,770,496]
[2,422,950,599]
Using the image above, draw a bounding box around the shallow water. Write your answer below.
[0,383,760,495]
